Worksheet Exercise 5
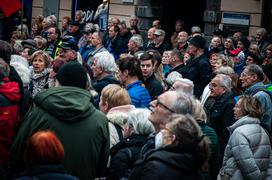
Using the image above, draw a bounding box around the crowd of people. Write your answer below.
[0,9,272,180]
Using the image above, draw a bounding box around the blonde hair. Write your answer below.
[101,84,131,109]
[30,50,51,67]
[193,100,207,123]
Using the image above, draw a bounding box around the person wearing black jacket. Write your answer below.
[165,49,186,78]
[129,114,210,180]
[204,74,236,158]
[184,35,212,98]
[140,52,163,100]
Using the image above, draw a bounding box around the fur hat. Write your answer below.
[56,61,87,89]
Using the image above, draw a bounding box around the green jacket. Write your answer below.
[11,86,110,180]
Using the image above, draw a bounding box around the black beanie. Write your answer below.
[239,36,250,49]
[189,35,206,49]
[56,61,87,89]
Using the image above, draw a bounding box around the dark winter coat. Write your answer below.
[92,75,120,97]
[198,121,220,180]
[183,54,212,98]
[165,63,186,78]
[142,74,163,100]
[107,134,149,180]
[129,146,204,180]
[204,92,236,156]
[14,164,79,180]
[11,86,110,180]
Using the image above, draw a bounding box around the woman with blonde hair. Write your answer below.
[219,95,272,179]
[100,84,135,148]
[29,50,51,97]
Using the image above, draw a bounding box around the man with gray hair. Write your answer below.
[191,26,202,37]
[204,74,235,156]
[165,49,186,78]
[127,34,144,55]
[149,91,195,132]
[87,31,108,65]
[255,28,270,58]
[171,77,194,95]
[148,29,171,55]
[240,64,272,132]
[140,90,195,156]
[91,51,119,98]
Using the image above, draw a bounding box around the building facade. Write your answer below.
[31,0,271,36]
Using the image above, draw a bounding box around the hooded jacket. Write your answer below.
[11,86,110,180]
[0,78,20,164]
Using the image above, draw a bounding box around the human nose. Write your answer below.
[150,99,156,108]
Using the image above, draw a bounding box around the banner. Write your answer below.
[0,0,22,17]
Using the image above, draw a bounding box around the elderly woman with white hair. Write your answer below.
[106,108,155,180]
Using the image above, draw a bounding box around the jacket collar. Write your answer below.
[228,115,260,133]
[126,80,142,90]
[244,82,264,95]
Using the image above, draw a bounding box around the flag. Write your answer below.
[0,0,22,17]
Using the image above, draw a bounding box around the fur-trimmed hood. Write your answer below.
[107,105,135,126]
[10,55,30,87]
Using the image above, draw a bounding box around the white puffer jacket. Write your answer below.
[219,116,272,180]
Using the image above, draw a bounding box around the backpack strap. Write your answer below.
[113,123,123,141]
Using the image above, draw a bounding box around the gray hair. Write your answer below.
[256,28,267,36]
[170,91,195,115]
[127,108,155,135]
[94,51,118,74]
[47,15,57,26]
[76,10,84,17]
[130,34,143,47]
[215,66,234,75]
[16,24,29,36]
[173,78,194,95]
[44,17,55,27]
[215,74,232,92]
[165,71,183,85]
[244,64,264,81]
[170,49,183,62]
[191,26,201,34]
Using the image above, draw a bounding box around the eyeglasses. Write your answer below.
[155,98,175,113]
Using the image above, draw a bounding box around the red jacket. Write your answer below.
[0,77,20,164]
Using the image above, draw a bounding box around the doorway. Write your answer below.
[263,0,272,33]
[161,0,206,39]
